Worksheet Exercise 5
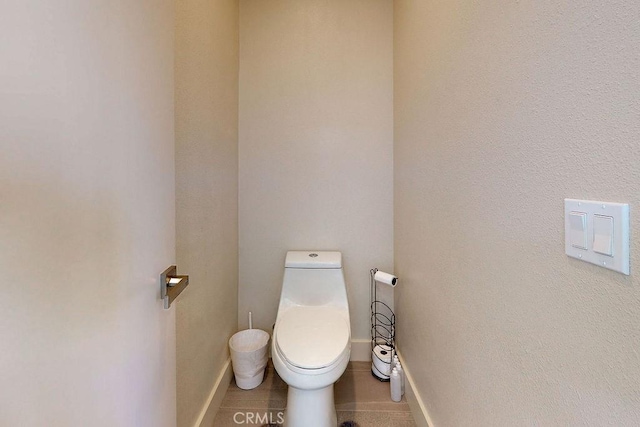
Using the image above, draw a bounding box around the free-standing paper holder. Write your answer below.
[370,268,397,381]
[161,265,189,309]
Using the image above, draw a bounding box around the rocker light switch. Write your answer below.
[564,199,629,275]
[593,214,614,256]
[568,212,587,250]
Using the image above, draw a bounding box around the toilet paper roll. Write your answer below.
[372,362,389,380]
[372,344,392,378]
[374,271,397,287]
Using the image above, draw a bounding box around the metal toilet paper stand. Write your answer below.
[370,268,396,381]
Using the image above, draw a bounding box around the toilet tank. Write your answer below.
[280,251,348,308]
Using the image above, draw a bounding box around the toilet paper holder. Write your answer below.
[370,268,397,381]
[160,265,189,309]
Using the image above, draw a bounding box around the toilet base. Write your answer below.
[285,384,336,427]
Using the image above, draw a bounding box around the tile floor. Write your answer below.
[211,361,416,427]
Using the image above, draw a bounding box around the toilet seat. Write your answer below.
[275,306,349,370]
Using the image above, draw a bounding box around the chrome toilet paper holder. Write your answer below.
[370,268,397,382]
[160,265,189,309]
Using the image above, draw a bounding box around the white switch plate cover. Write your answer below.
[564,199,630,275]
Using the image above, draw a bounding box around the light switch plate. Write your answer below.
[564,199,630,275]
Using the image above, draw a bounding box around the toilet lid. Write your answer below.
[276,306,350,369]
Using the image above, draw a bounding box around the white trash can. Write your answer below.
[229,329,270,390]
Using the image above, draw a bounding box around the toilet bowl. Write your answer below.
[272,251,351,427]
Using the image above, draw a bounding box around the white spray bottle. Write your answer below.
[395,361,405,396]
[390,368,402,402]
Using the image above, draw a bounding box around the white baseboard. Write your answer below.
[194,358,233,427]
[350,339,371,361]
[396,351,435,427]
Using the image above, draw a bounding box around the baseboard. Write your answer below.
[350,339,371,361]
[396,351,435,427]
[194,358,233,427]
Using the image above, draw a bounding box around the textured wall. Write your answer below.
[239,0,394,339]
[175,0,238,425]
[394,0,640,425]
[1,1,176,425]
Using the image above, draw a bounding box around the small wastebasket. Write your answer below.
[229,329,270,390]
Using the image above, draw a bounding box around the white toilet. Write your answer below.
[272,251,351,427]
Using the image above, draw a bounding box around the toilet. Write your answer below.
[272,251,351,427]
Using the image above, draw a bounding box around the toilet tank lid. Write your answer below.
[285,251,342,269]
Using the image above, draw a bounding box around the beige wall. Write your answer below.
[395,0,640,425]
[175,0,239,425]
[0,1,176,425]
[238,0,394,339]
